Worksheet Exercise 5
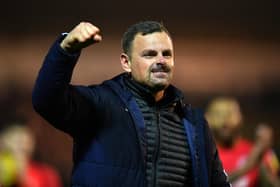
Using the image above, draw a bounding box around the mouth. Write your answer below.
[149,64,172,80]
[151,69,169,74]
[151,71,169,78]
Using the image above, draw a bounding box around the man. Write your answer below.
[0,124,62,187]
[32,21,230,186]
[205,97,280,187]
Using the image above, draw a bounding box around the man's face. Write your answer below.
[128,32,174,90]
[206,100,242,146]
[1,128,35,159]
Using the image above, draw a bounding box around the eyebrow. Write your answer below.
[141,50,158,55]
[141,49,172,54]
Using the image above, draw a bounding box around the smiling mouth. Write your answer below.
[151,69,169,73]
[151,68,170,79]
[151,71,169,79]
[151,71,168,75]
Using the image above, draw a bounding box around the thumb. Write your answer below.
[93,34,102,42]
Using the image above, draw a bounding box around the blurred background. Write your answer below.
[0,0,279,186]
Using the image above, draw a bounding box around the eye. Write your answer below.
[142,50,157,58]
[162,50,172,58]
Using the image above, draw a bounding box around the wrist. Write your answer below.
[59,33,79,54]
[60,39,71,53]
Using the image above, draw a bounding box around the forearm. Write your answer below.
[33,21,102,108]
[228,142,267,182]
[32,34,80,110]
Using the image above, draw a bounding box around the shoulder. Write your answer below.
[74,73,129,105]
[73,73,125,98]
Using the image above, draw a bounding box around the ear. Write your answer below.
[120,53,131,72]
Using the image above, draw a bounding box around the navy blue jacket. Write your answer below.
[32,36,230,187]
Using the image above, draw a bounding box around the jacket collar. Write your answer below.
[105,73,184,104]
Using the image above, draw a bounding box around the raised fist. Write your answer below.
[60,22,102,53]
[255,123,273,151]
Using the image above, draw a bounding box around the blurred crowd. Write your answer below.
[205,97,280,187]
[0,123,62,187]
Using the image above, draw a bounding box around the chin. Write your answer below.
[150,82,169,92]
[153,78,170,85]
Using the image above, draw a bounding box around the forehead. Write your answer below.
[210,101,240,115]
[132,32,173,51]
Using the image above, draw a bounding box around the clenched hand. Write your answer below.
[60,22,102,53]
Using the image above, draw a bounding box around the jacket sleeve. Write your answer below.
[32,34,100,136]
[203,119,231,187]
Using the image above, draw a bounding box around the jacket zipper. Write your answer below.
[152,108,161,187]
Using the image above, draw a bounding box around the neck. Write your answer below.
[125,74,168,102]
[216,138,236,148]
[154,90,165,102]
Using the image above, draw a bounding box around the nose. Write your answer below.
[157,55,166,64]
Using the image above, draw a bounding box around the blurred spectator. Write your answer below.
[0,123,62,187]
[205,97,280,187]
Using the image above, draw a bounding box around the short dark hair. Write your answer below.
[121,21,171,57]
